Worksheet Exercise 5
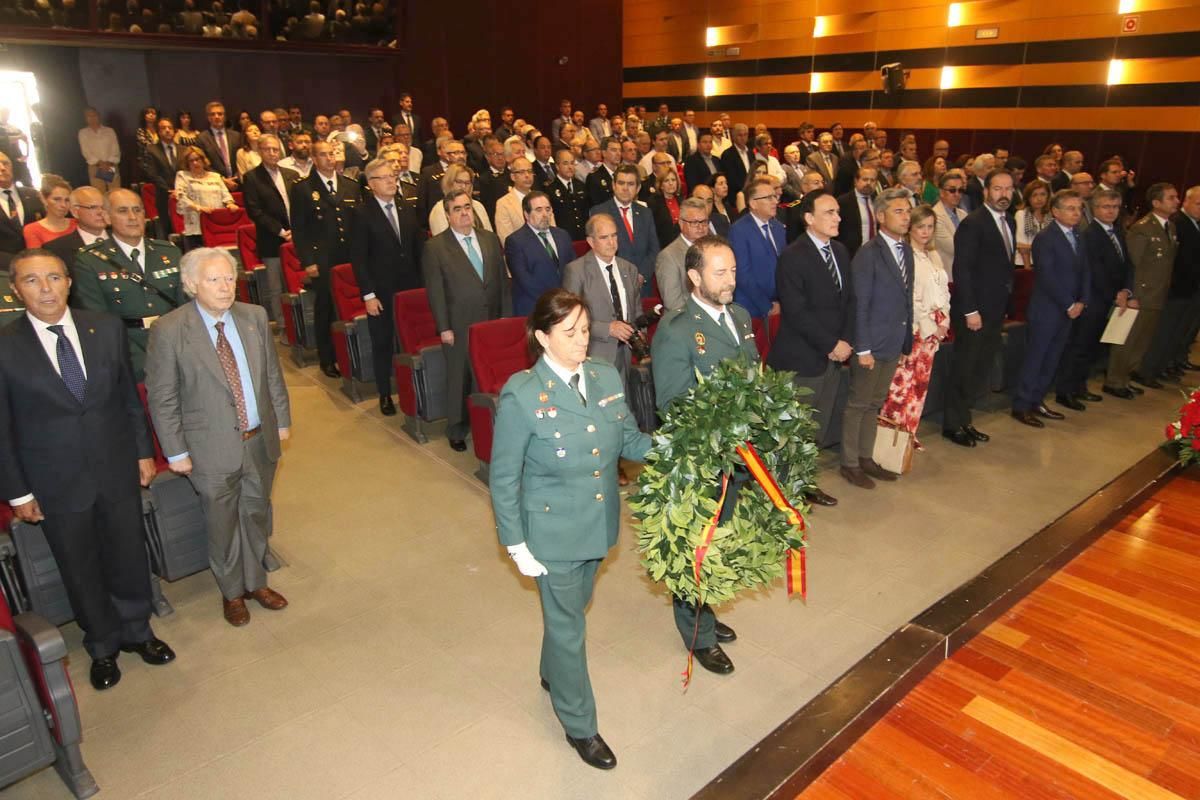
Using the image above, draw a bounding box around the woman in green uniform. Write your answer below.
[489,288,651,770]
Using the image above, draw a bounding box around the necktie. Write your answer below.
[538,230,555,259]
[605,264,623,321]
[762,222,778,255]
[1066,228,1077,254]
[3,189,16,220]
[47,325,86,404]
[464,235,484,279]
[619,205,635,242]
[166,144,175,165]
[824,154,832,173]
[327,179,335,194]
[1107,227,1123,258]
[214,321,249,430]
[570,373,586,406]
[863,195,876,238]
[948,207,960,229]
[130,247,142,273]
[998,215,1014,260]
[717,311,736,343]
[895,241,907,283]
[384,202,401,239]
[821,244,842,291]
[216,129,230,174]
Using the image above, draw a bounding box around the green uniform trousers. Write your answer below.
[536,557,602,739]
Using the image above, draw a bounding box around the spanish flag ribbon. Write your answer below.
[683,473,730,689]
[736,440,808,599]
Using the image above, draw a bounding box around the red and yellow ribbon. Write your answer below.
[737,440,808,599]
[683,473,729,688]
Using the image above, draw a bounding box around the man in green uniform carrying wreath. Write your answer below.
[70,188,186,379]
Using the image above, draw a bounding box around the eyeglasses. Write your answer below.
[750,195,778,203]
[511,168,533,175]
[680,217,709,226]
[73,204,104,211]
[943,187,963,194]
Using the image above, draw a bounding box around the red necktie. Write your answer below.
[620,205,635,242]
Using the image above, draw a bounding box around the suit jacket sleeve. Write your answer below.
[260,305,291,428]
[952,216,981,316]
[649,319,694,410]
[117,322,155,460]
[244,171,287,236]
[488,379,533,548]
[422,240,451,333]
[0,354,31,501]
[851,245,877,353]
[144,316,187,460]
[349,206,376,299]
[506,234,536,291]
[655,247,688,312]
[777,248,839,357]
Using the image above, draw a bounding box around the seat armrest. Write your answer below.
[0,530,15,558]
[394,352,424,369]
[13,612,68,664]
[469,392,500,413]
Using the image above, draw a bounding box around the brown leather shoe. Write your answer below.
[859,458,897,481]
[245,587,289,610]
[840,465,875,489]
[223,597,250,627]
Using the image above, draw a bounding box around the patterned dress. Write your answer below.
[881,248,951,436]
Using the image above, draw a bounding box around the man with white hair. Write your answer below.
[963,153,995,212]
[145,247,292,627]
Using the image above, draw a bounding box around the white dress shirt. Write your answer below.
[78,228,107,246]
[265,166,291,223]
[594,256,629,321]
[278,155,312,178]
[529,224,557,259]
[692,293,739,341]
[78,125,120,165]
[542,352,586,401]
[115,237,147,272]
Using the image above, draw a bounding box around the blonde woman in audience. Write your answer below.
[428,164,493,235]
[880,204,950,450]
[236,124,263,178]
[23,174,76,248]
[174,145,238,248]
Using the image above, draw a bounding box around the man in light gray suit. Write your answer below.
[562,213,640,381]
[145,248,292,627]
[655,197,711,311]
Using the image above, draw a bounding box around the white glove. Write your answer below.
[507,542,548,577]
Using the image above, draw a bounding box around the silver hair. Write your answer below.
[364,157,391,177]
[679,197,709,215]
[179,247,237,297]
[873,186,913,215]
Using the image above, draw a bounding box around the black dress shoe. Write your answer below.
[120,637,176,665]
[1012,410,1045,428]
[320,363,341,379]
[693,644,734,674]
[565,733,617,770]
[1130,372,1163,389]
[1035,404,1065,420]
[1055,395,1087,411]
[90,657,121,691]
[965,425,990,443]
[448,438,467,452]
[1182,361,1200,372]
[379,395,397,416]
[804,487,838,507]
[1103,385,1135,400]
[714,621,737,643]
[942,428,976,448]
[1078,391,1103,402]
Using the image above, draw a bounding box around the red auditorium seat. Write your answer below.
[392,289,449,443]
[1007,267,1035,323]
[330,264,376,401]
[200,207,249,249]
[572,240,590,258]
[234,225,266,305]
[230,191,244,206]
[468,316,533,480]
[166,194,185,239]
[279,243,316,366]
[140,182,159,225]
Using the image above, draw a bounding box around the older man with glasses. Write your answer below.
[932,171,969,281]
[655,197,712,311]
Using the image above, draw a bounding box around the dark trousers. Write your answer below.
[365,290,396,400]
[40,491,153,659]
[1014,310,1072,411]
[311,274,336,368]
[1142,293,1200,377]
[793,362,841,447]
[1055,302,1109,397]
[673,470,744,649]
[944,314,1004,431]
[842,356,898,466]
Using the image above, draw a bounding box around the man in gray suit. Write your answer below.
[423,189,511,451]
[563,214,640,381]
[841,187,914,490]
[145,247,292,627]
[655,198,711,311]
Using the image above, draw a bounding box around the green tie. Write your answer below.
[538,230,555,259]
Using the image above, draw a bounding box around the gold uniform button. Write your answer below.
[595,493,603,501]
[544,505,550,512]
[586,424,596,432]
[592,470,600,478]
[591,448,600,456]
[554,431,561,438]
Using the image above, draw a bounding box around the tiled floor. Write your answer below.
[6,352,1188,800]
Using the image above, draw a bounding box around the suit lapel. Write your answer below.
[687,296,737,348]
[184,302,235,399]
[17,316,79,405]
[231,303,263,399]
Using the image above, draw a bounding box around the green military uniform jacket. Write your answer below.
[70,237,186,378]
[490,357,651,562]
[0,272,25,328]
[1126,213,1178,311]
[650,295,760,409]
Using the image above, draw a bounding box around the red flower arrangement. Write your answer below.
[1165,387,1200,466]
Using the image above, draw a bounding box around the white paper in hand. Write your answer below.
[1101,306,1138,345]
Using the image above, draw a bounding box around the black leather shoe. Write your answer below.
[1103,385,1135,400]
[1079,391,1103,402]
[859,457,897,481]
[965,425,989,443]
[120,637,176,665]
[804,487,838,507]
[1131,372,1163,389]
[449,438,467,452]
[540,677,550,692]
[1012,410,1045,428]
[1055,395,1087,411]
[565,733,617,770]
[714,621,737,642]
[1035,404,1065,420]
[693,644,734,674]
[380,395,397,416]
[320,363,341,379]
[90,657,121,691]
[942,427,976,448]
[1182,361,1200,372]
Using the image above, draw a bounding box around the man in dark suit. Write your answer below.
[683,133,719,198]
[588,164,660,297]
[728,175,786,320]
[1051,151,1083,193]
[195,101,242,190]
[478,135,511,226]
[0,151,45,269]
[45,186,109,266]
[666,117,690,164]
[423,188,510,450]
[531,136,556,188]
[1056,188,1135,406]
[141,118,182,239]
[836,166,879,257]
[242,133,301,326]
[505,190,571,316]
[546,149,588,241]
[840,187,914,489]
[767,190,848,506]
[363,108,391,158]
[719,123,753,198]
[391,93,421,147]
[586,137,621,209]
[944,169,1017,447]
[1013,191,1090,426]
[289,139,359,377]
[351,158,423,416]
[418,138,465,228]
[1,249,173,689]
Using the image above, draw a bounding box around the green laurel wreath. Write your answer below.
[628,357,820,607]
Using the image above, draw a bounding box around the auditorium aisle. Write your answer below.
[6,351,1190,800]
[799,469,1200,800]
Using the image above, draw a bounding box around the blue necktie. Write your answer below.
[762,222,778,255]
[48,325,87,404]
[1066,228,1077,254]
[464,235,484,279]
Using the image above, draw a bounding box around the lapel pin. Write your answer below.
[535,409,544,419]
[539,392,549,402]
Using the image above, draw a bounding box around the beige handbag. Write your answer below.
[873,418,913,475]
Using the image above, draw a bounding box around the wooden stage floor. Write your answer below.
[798,468,1200,800]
